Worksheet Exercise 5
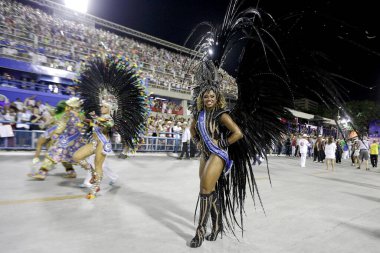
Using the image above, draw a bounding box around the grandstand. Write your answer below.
[0,0,337,151]
[0,0,203,107]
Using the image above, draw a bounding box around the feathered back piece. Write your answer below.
[78,55,149,149]
[187,0,295,235]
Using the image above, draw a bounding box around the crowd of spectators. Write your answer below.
[0,95,192,150]
[0,0,191,91]
[150,98,183,115]
[275,133,378,171]
[0,0,238,96]
[146,115,190,137]
[0,96,190,135]
[0,95,53,135]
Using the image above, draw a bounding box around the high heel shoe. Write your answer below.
[205,228,222,241]
[86,186,100,199]
[190,193,213,248]
[86,173,102,199]
[205,191,223,241]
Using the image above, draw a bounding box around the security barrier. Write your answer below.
[0,130,183,152]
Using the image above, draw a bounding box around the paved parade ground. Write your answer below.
[0,153,379,253]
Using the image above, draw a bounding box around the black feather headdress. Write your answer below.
[186,0,297,235]
[78,55,149,149]
[187,0,353,236]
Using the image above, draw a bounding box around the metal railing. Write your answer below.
[0,129,183,153]
[0,77,73,95]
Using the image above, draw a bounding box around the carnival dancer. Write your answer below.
[72,102,115,199]
[184,0,348,247]
[189,81,243,247]
[30,100,76,177]
[184,2,293,247]
[73,55,148,199]
[32,97,86,180]
[32,100,66,162]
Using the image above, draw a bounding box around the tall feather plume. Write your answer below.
[187,0,295,235]
[78,55,149,149]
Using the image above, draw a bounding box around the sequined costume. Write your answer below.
[46,111,86,164]
[32,98,86,180]
[73,112,115,199]
[31,101,65,164]
[30,101,76,177]
[74,55,148,199]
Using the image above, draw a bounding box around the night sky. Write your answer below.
[38,1,380,101]
[85,0,379,102]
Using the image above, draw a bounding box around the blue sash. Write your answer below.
[58,132,80,148]
[94,127,112,155]
[43,125,57,138]
[197,110,233,175]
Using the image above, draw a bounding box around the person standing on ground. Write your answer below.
[370,139,378,168]
[177,121,190,159]
[313,136,321,162]
[335,139,343,164]
[291,135,297,157]
[357,136,370,170]
[324,136,337,171]
[352,140,360,167]
[285,137,291,156]
[299,134,310,167]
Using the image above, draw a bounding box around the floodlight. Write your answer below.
[64,0,89,13]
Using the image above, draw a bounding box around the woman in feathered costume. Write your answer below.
[73,55,148,199]
[185,0,366,247]
[189,75,243,248]
[186,0,353,247]
[185,0,298,248]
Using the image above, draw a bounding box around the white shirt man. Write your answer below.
[178,122,191,159]
[358,138,369,150]
[172,122,182,139]
[181,124,191,143]
[299,134,310,167]
[358,137,370,169]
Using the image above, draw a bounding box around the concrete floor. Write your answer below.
[0,153,379,253]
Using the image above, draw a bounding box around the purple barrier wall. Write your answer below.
[0,57,77,80]
[0,87,70,106]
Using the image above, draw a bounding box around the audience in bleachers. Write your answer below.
[0,95,53,130]
[0,0,238,96]
[150,98,183,115]
[0,96,190,138]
